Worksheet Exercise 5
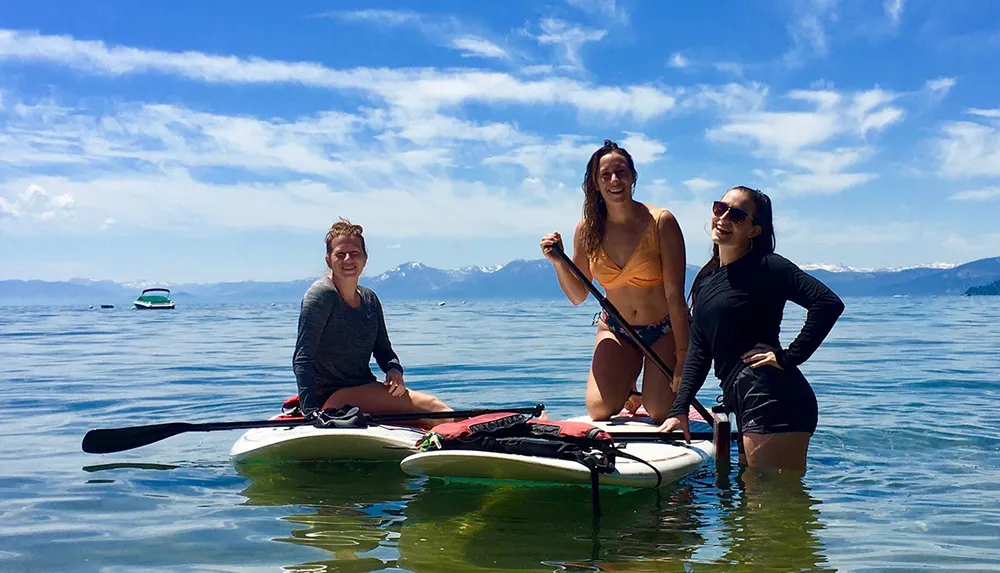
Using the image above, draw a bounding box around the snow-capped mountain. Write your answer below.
[3,256,999,304]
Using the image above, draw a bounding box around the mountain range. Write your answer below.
[2,256,999,305]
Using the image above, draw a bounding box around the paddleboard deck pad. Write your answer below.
[399,408,714,489]
[229,414,426,464]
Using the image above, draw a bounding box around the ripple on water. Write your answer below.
[1,298,999,571]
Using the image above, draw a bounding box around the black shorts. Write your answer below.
[722,363,818,435]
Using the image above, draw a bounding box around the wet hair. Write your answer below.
[581,139,638,260]
[689,186,776,305]
[325,217,367,256]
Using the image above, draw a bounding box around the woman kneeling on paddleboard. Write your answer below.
[539,139,690,423]
[660,186,845,472]
[292,217,452,427]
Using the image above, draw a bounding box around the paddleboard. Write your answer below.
[399,408,715,488]
[229,414,426,464]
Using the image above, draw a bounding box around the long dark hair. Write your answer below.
[689,186,776,305]
[581,139,638,260]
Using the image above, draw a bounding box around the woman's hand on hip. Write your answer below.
[742,343,784,370]
[385,369,406,397]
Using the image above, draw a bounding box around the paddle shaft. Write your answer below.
[550,242,715,428]
[82,404,545,454]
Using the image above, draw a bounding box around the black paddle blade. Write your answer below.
[82,422,196,454]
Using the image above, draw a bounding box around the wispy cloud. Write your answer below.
[949,187,1000,201]
[784,0,839,66]
[937,111,1000,178]
[564,0,629,26]
[883,0,904,26]
[0,29,674,121]
[706,86,905,194]
[668,53,689,68]
[324,9,422,28]
[532,19,607,69]
[925,77,956,98]
[0,87,647,239]
[450,36,509,60]
[967,108,1000,119]
[619,132,667,165]
[683,178,721,193]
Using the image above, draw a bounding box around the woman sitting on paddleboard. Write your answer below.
[539,139,690,423]
[293,217,452,427]
[659,186,844,472]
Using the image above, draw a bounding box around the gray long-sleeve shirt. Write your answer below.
[292,277,403,412]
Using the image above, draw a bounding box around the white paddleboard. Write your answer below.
[399,410,714,488]
[229,415,426,464]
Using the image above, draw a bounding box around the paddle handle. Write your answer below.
[549,242,715,428]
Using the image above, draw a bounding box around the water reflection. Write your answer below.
[397,479,707,572]
[236,462,418,572]
[235,459,834,573]
[703,466,835,572]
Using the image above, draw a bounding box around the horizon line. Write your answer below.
[0,254,995,286]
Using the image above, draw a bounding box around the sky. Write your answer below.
[1,0,999,283]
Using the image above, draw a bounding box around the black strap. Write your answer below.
[590,466,601,518]
[614,448,662,488]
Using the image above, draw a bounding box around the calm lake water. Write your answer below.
[1,296,999,572]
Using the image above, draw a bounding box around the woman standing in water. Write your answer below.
[660,186,844,472]
[293,217,452,427]
[539,140,690,423]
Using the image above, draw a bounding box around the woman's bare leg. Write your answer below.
[638,331,677,424]
[742,432,812,474]
[322,382,452,429]
[585,326,643,420]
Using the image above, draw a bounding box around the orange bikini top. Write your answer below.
[590,209,664,290]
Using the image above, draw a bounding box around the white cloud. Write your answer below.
[937,119,1000,178]
[967,108,1000,119]
[325,9,422,27]
[564,0,629,25]
[0,29,675,121]
[0,184,75,223]
[0,172,586,241]
[683,178,721,193]
[949,187,1000,201]
[619,132,667,165]
[784,0,839,65]
[685,82,768,115]
[533,19,607,69]
[668,53,689,68]
[883,0,904,25]
[451,36,509,60]
[713,61,745,78]
[482,136,596,179]
[924,77,956,100]
[706,85,905,195]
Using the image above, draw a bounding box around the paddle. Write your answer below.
[82,404,546,455]
[548,242,715,428]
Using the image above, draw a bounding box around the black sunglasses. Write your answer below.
[712,201,752,224]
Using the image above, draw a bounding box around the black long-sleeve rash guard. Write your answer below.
[668,252,845,418]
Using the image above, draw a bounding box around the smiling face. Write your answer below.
[325,235,367,279]
[596,152,635,205]
[711,188,761,247]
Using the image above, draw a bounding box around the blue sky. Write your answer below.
[1,0,998,283]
